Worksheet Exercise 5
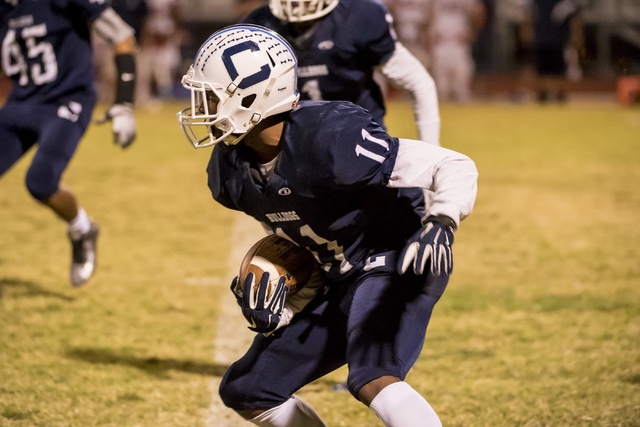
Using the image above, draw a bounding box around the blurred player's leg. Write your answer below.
[67,207,99,287]
[26,101,99,286]
[43,186,99,287]
[431,45,455,103]
[0,128,25,176]
[451,46,474,103]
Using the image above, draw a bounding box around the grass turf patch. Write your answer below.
[1,100,639,426]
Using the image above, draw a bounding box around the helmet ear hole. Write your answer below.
[242,94,257,109]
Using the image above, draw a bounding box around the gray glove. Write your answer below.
[100,103,136,148]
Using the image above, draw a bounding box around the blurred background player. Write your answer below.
[241,0,441,145]
[137,0,184,107]
[519,0,584,103]
[177,24,477,427]
[235,0,268,20]
[425,0,486,103]
[0,0,138,286]
[384,0,431,67]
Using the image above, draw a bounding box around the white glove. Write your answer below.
[101,103,136,148]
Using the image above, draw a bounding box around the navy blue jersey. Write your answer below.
[208,101,424,280]
[0,0,109,104]
[532,0,577,48]
[242,0,396,128]
[111,0,148,42]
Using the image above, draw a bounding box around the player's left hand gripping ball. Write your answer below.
[397,216,455,276]
[101,103,136,148]
[240,272,288,334]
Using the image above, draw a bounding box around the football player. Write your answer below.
[177,25,477,426]
[519,0,584,103]
[241,0,441,145]
[425,0,487,103]
[0,0,138,286]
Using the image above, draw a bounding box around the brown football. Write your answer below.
[239,235,318,297]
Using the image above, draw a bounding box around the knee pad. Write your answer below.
[219,367,286,412]
[24,146,69,201]
[25,166,58,201]
[218,371,246,411]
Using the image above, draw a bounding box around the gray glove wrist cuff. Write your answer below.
[422,215,457,231]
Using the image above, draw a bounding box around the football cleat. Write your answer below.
[330,381,348,392]
[68,222,99,287]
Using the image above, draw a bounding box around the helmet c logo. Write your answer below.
[221,41,271,89]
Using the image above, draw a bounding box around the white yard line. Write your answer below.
[205,214,265,427]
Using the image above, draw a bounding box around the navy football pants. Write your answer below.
[0,96,94,201]
[219,253,449,411]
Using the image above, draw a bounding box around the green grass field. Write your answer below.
[1,99,639,426]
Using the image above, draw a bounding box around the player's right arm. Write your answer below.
[388,140,477,277]
[328,110,477,227]
[92,7,138,148]
[354,0,441,145]
[379,42,441,145]
[388,138,478,229]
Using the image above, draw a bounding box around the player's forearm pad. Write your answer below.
[114,53,136,105]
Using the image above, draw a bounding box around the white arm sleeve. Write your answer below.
[379,42,441,145]
[388,138,478,227]
[92,8,135,45]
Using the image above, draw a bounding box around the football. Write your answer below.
[239,235,318,297]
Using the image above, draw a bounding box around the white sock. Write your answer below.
[68,208,91,239]
[369,381,442,427]
[250,395,327,427]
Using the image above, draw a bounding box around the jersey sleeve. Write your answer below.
[350,0,397,66]
[60,0,110,21]
[207,145,246,212]
[320,103,399,190]
[239,6,272,25]
[379,42,440,144]
[388,138,478,227]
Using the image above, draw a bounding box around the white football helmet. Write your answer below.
[269,0,339,22]
[177,25,299,148]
